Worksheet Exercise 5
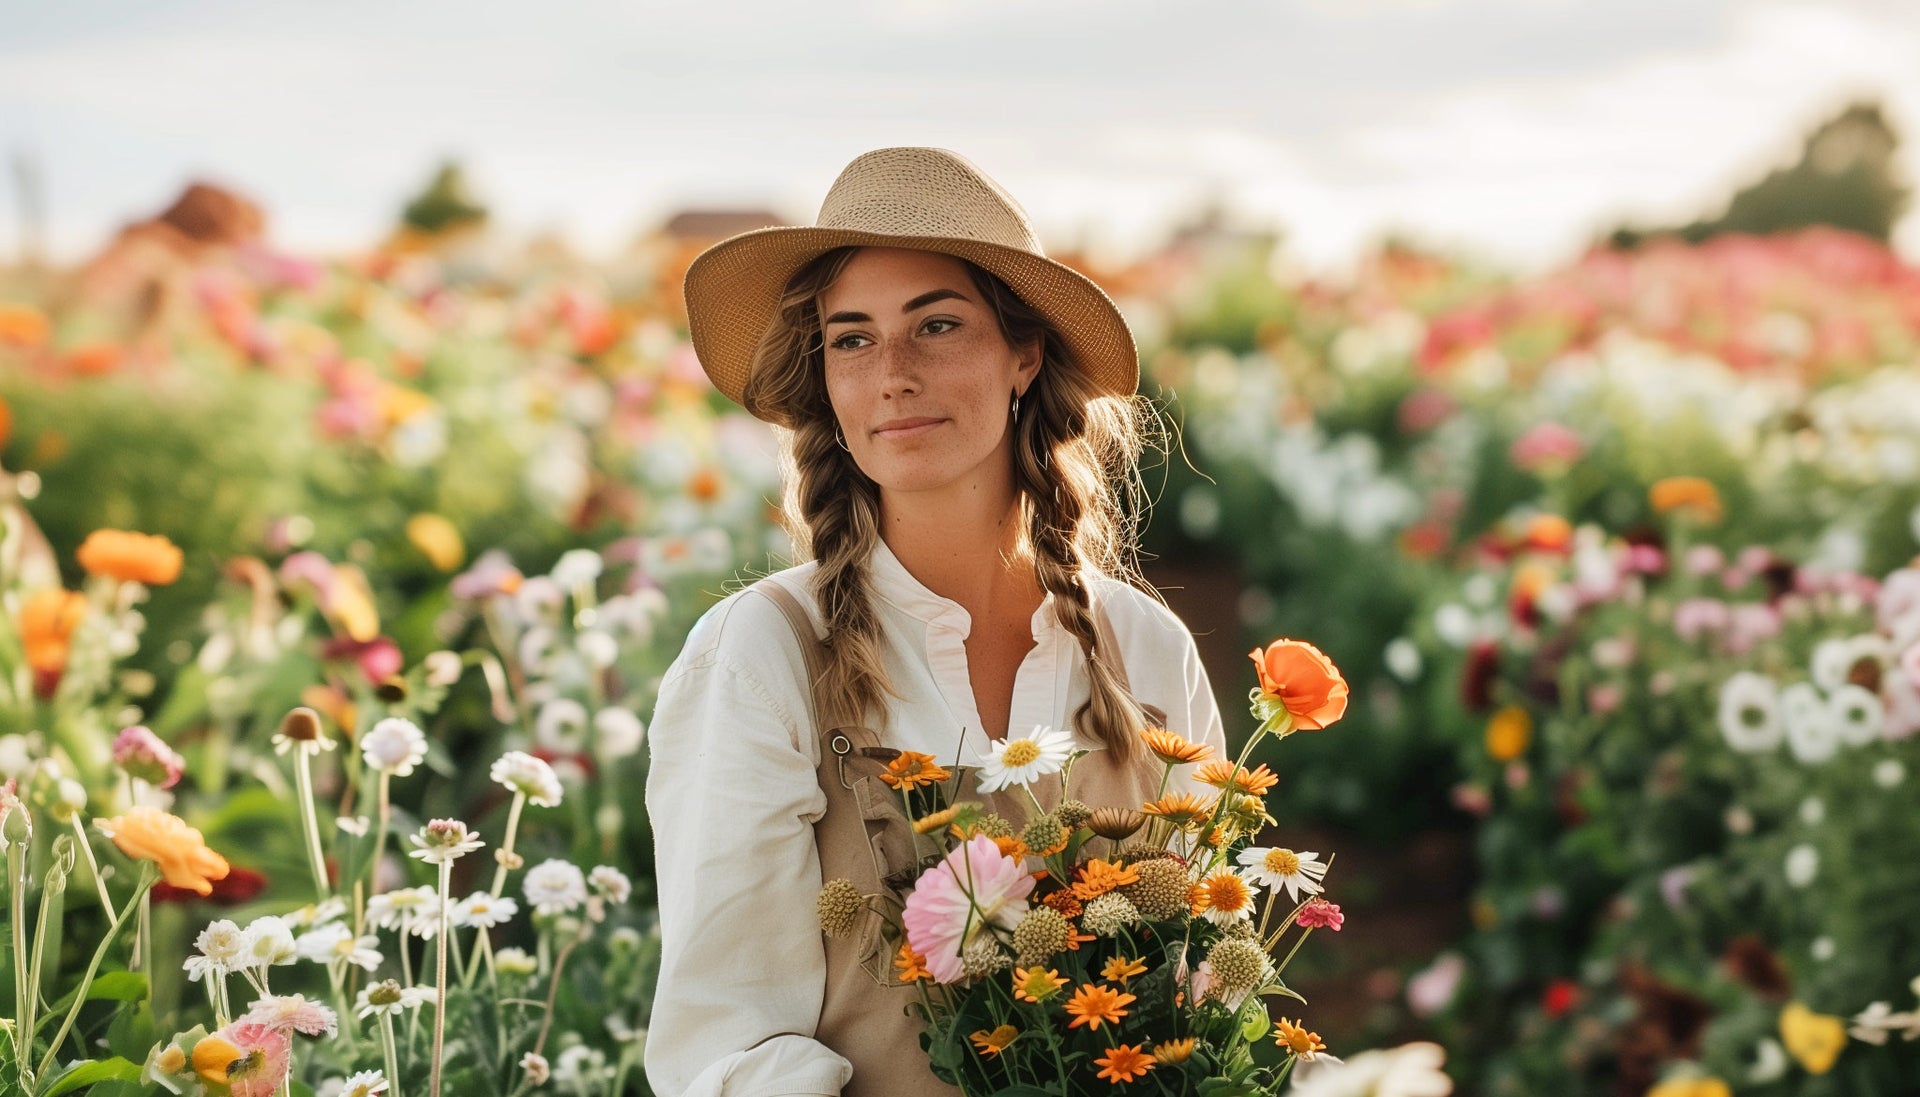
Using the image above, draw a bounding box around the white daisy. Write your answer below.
[1237,846,1329,901]
[454,892,519,930]
[238,915,298,970]
[1829,683,1884,746]
[1780,683,1840,763]
[592,708,646,758]
[975,725,1075,793]
[535,699,589,750]
[549,548,603,589]
[354,980,437,1018]
[336,1070,389,1097]
[367,886,439,932]
[185,918,245,982]
[587,865,631,905]
[408,819,484,865]
[1717,672,1783,753]
[490,751,564,807]
[360,718,428,777]
[523,859,589,915]
[295,923,352,964]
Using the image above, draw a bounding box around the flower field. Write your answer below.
[2,222,1919,1095]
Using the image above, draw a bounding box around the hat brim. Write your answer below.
[682,226,1139,410]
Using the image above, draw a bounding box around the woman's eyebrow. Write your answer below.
[824,288,971,326]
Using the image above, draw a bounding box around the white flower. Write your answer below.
[284,897,348,929]
[186,919,245,982]
[1717,672,1783,753]
[535,699,589,749]
[367,886,439,932]
[354,980,437,1018]
[491,751,563,807]
[454,892,519,929]
[587,865,631,905]
[1287,1041,1453,1097]
[1383,638,1422,682]
[495,947,538,977]
[576,629,619,670]
[1829,683,1884,746]
[592,708,646,758]
[975,725,1074,793]
[549,548,603,589]
[520,1052,550,1086]
[1811,935,1835,961]
[336,815,372,837]
[1798,797,1825,826]
[1780,683,1840,763]
[1237,846,1329,901]
[361,718,428,777]
[408,819,484,865]
[1874,759,1907,788]
[523,859,589,915]
[335,1070,389,1097]
[1784,843,1819,888]
[239,915,298,969]
[1849,1001,1909,1045]
[554,1044,609,1088]
[296,922,352,963]
[1749,1038,1789,1084]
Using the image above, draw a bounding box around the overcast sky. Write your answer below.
[3,0,1917,272]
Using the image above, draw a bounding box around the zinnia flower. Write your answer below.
[901,834,1034,983]
[1094,1043,1155,1084]
[76,529,184,586]
[976,725,1074,793]
[241,993,338,1037]
[1297,897,1345,931]
[1071,858,1141,901]
[1249,638,1349,732]
[97,808,231,896]
[1238,846,1328,900]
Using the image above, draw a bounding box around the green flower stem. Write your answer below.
[292,747,332,901]
[9,842,36,1092]
[67,815,112,915]
[429,860,451,1097]
[370,771,393,893]
[36,862,155,1079]
[379,1010,404,1097]
[528,933,579,1064]
[469,791,526,976]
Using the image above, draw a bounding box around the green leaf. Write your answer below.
[39,970,150,1021]
[37,1056,143,1097]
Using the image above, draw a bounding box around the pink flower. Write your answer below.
[1672,598,1731,643]
[900,834,1032,983]
[1684,545,1726,577]
[1297,898,1345,931]
[217,1021,293,1097]
[1509,422,1585,472]
[241,993,338,1037]
[1726,603,1783,655]
[112,726,184,789]
[320,636,403,685]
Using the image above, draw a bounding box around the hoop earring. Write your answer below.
[834,427,851,452]
[1011,391,1021,423]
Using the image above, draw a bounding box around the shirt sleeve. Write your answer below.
[643,599,853,1097]
[1181,623,1229,761]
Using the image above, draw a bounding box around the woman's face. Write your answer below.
[818,247,1040,502]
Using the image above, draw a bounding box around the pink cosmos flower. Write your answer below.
[900,834,1032,983]
[112,726,184,789]
[1297,898,1345,931]
[1509,422,1585,472]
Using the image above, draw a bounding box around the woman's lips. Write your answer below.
[872,418,946,438]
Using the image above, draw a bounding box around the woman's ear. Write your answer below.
[1016,334,1044,389]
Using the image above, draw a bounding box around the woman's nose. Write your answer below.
[875,337,924,394]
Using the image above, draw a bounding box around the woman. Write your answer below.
[645,147,1226,1097]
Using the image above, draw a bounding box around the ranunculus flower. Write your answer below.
[1248,639,1349,732]
[76,529,184,585]
[97,808,232,895]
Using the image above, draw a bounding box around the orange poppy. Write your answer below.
[1248,639,1349,730]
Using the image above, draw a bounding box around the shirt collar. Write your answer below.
[867,537,1065,640]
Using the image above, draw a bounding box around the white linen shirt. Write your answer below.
[643,539,1227,1097]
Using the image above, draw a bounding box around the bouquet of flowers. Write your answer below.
[817,638,1354,1095]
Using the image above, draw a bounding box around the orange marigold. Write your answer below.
[1650,476,1723,524]
[1141,727,1212,765]
[879,751,951,790]
[1194,761,1279,797]
[1095,1043,1155,1084]
[1065,983,1136,1030]
[76,530,184,586]
[1071,858,1141,901]
[1140,791,1214,827]
[1249,638,1349,730]
[97,808,231,895]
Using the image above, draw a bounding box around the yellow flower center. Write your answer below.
[1002,740,1041,767]
[1206,874,1251,912]
[1264,849,1301,876]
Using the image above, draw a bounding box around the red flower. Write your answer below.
[1542,978,1582,1018]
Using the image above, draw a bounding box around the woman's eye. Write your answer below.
[829,333,870,350]
[922,319,958,335]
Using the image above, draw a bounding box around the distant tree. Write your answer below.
[1609,99,1909,248]
[400,161,489,235]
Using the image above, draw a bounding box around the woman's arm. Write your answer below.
[643,601,853,1097]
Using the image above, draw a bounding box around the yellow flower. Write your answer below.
[1648,1079,1733,1097]
[1650,476,1723,523]
[1101,956,1148,984]
[1152,1037,1196,1065]
[192,1033,241,1085]
[1779,1001,1847,1074]
[77,530,185,586]
[405,514,465,572]
[327,564,381,642]
[1141,727,1212,765]
[97,808,231,896]
[1485,705,1532,762]
[912,805,960,835]
[1194,761,1279,797]
[155,1044,188,1074]
[1013,966,1069,1003]
[878,751,951,790]
[1140,791,1215,828]
[968,1024,1018,1056]
[1274,1017,1326,1059]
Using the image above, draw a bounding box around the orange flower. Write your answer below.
[1013,966,1070,1003]
[894,942,932,983]
[879,751,951,790]
[1101,956,1148,984]
[1071,858,1141,901]
[20,588,86,673]
[1063,928,1097,952]
[1152,1037,1196,1065]
[97,808,230,896]
[1650,476,1723,523]
[912,806,960,835]
[1249,639,1348,730]
[1041,890,1083,918]
[192,1033,241,1085]
[1094,1043,1155,1084]
[1197,868,1255,925]
[1188,882,1210,917]
[1065,983,1136,1030]
[1194,761,1278,797]
[1140,792,1214,827]
[1521,514,1574,553]
[65,341,123,376]
[1485,705,1532,762]
[77,530,184,586]
[1274,1017,1326,1060]
[1141,727,1211,765]
[0,303,51,348]
[993,835,1029,860]
[969,1024,1019,1056]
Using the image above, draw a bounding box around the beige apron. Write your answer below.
[754,583,1168,1097]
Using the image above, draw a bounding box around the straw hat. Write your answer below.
[682,147,1138,410]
